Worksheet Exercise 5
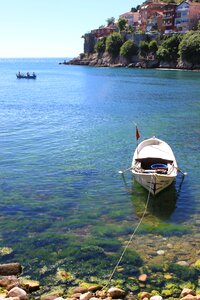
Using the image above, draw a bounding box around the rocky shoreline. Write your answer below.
[1,263,200,300]
[61,53,200,71]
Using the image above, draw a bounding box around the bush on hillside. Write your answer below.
[106,32,124,56]
[118,18,127,32]
[149,39,158,53]
[94,37,106,54]
[179,31,200,65]
[120,40,138,58]
[139,41,149,58]
[157,34,183,61]
[156,46,171,61]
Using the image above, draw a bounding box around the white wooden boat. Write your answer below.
[131,137,178,195]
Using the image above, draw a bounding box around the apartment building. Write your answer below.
[175,0,200,32]
[162,3,177,33]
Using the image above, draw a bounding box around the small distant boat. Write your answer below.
[131,135,178,196]
[16,72,36,79]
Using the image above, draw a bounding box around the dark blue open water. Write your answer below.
[0,58,199,284]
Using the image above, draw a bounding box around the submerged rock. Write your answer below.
[80,292,93,300]
[108,287,126,298]
[8,286,28,300]
[0,263,22,276]
[139,274,148,283]
[181,289,196,297]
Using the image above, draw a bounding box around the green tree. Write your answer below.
[117,18,127,32]
[131,7,137,12]
[94,38,106,54]
[179,31,200,64]
[156,46,170,61]
[162,34,182,59]
[149,40,158,53]
[120,40,138,58]
[139,41,149,58]
[106,17,115,26]
[156,34,183,62]
[106,32,124,56]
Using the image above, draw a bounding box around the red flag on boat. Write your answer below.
[136,126,140,141]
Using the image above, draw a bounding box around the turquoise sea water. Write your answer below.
[0,58,200,285]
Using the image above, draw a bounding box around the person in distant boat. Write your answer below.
[27,72,30,77]
[32,72,35,76]
[18,71,21,76]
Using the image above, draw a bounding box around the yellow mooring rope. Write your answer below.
[104,175,154,288]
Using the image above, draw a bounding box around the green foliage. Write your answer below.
[156,46,171,61]
[167,263,198,281]
[131,7,138,12]
[157,34,183,61]
[94,38,106,54]
[149,40,158,53]
[106,17,115,26]
[106,32,124,56]
[179,31,200,64]
[137,223,190,236]
[139,41,149,57]
[120,40,138,58]
[118,18,127,32]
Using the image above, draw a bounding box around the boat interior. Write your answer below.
[134,157,174,174]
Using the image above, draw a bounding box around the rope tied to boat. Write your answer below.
[104,175,154,288]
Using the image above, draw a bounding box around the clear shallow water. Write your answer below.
[0,58,200,283]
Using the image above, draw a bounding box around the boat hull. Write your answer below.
[132,171,176,195]
[16,75,36,79]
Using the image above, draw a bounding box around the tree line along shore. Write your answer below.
[63,30,200,70]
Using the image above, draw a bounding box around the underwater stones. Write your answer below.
[139,292,152,299]
[41,295,61,300]
[56,269,72,282]
[107,287,126,298]
[0,276,20,290]
[156,251,165,256]
[0,247,13,256]
[180,295,197,300]
[95,290,107,299]
[149,296,163,300]
[177,261,189,267]
[80,292,93,300]
[181,289,196,297]
[72,287,88,294]
[71,293,82,298]
[21,279,40,292]
[0,264,22,276]
[88,286,102,292]
[139,274,147,283]
[8,287,28,300]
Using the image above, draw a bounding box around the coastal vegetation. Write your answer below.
[67,29,200,69]
[179,31,200,64]
[105,32,124,56]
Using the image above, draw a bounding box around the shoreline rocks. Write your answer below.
[1,263,200,300]
[61,54,200,71]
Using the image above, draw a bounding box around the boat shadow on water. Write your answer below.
[120,172,186,221]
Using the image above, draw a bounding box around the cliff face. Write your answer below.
[82,32,160,55]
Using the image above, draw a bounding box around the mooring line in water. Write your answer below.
[104,175,154,288]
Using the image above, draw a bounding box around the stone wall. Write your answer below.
[83,33,97,54]
[83,32,161,54]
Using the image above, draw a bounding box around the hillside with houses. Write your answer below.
[66,0,200,69]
